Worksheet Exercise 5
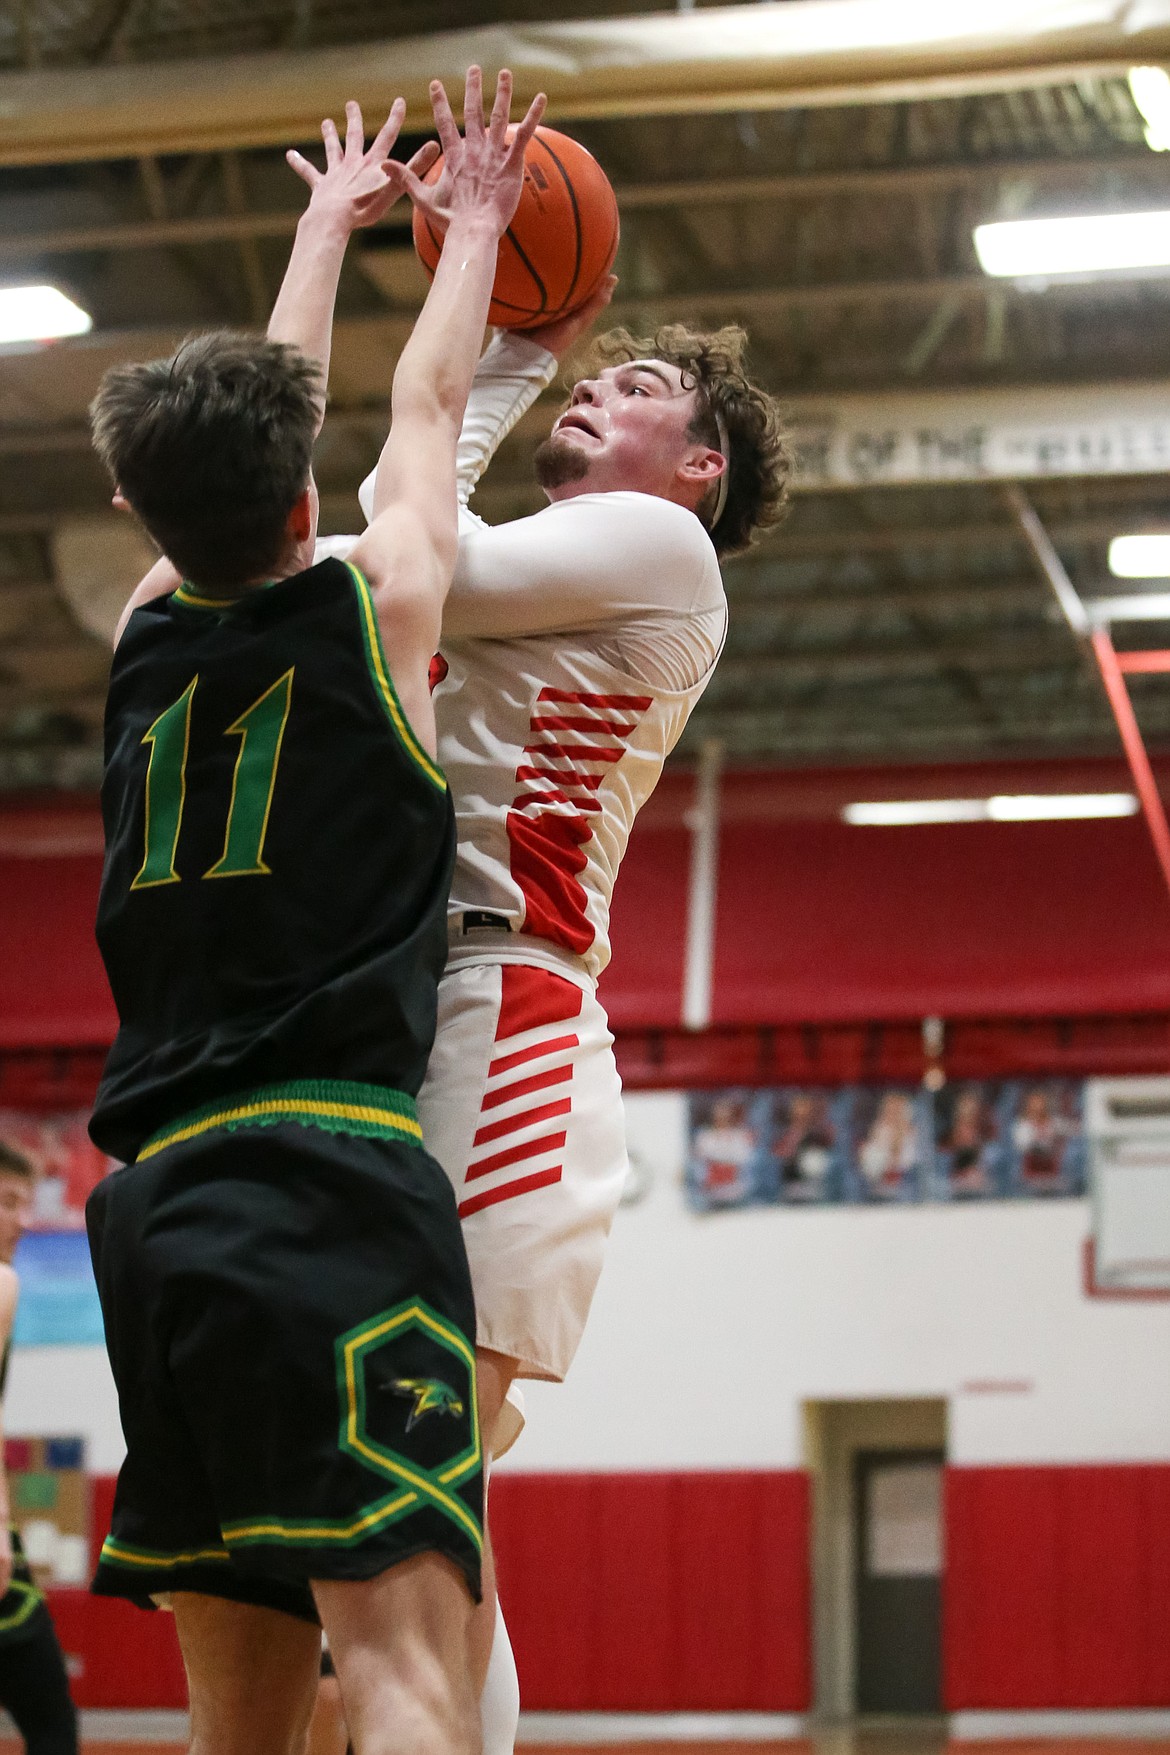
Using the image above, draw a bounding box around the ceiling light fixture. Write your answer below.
[0,285,91,346]
[1109,534,1170,578]
[1129,66,1170,153]
[844,795,1138,826]
[973,211,1170,279]
[1087,593,1170,623]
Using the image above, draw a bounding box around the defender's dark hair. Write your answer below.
[90,331,322,590]
[0,1142,33,1181]
[584,323,793,557]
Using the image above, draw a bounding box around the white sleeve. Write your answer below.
[357,330,557,524]
[442,492,722,636]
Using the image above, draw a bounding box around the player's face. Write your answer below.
[539,360,717,502]
[0,1174,32,1264]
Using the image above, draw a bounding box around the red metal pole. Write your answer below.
[1091,626,1170,900]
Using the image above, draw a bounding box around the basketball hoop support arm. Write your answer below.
[1004,484,1170,902]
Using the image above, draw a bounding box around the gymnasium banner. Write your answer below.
[0,1109,108,1346]
[686,1079,1086,1211]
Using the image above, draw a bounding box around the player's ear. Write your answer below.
[677,445,725,495]
[288,485,314,544]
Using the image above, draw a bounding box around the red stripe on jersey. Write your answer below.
[505,809,593,954]
[525,743,624,765]
[458,1164,563,1218]
[494,966,584,1043]
[481,1063,573,1111]
[473,1096,573,1148]
[536,688,653,711]
[530,716,636,738]
[466,1129,569,1181]
[489,1033,580,1078]
[515,765,606,794]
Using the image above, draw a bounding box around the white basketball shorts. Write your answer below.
[417,956,628,1385]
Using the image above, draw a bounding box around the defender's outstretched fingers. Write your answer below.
[285,148,321,190]
[405,139,441,180]
[428,78,462,163]
[504,91,547,168]
[321,116,343,170]
[463,65,486,142]
[487,69,513,149]
[368,97,407,166]
[344,100,364,158]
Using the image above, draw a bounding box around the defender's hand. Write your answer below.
[403,68,546,240]
[286,99,440,232]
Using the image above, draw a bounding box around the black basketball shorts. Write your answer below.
[85,1081,482,1622]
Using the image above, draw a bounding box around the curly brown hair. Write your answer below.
[583,323,793,557]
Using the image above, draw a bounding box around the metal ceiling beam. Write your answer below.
[1,1,1169,165]
[0,150,1163,262]
[711,633,1078,685]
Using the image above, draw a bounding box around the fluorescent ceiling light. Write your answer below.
[1129,66,1170,153]
[844,795,1137,826]
[973,211,1170,279]
[1087,593,1170,623]
[0,285,91,345]
[1109,533,1170,578]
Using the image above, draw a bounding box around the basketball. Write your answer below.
[412,124,620,330]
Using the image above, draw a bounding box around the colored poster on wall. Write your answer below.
[686,1080,1086,1212]
[5,1436,90,1587]
[0,1110,109,1344]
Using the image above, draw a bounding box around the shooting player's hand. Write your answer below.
[401,67,546,240]
[287,99,440,233]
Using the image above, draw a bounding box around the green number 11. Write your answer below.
[131,670,294,891]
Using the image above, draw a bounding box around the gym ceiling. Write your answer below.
[2,0,1170,789]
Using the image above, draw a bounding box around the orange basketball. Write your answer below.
[412,125,620,330]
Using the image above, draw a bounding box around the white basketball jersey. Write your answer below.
[351,333,728,980]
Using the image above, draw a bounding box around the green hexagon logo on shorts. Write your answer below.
[334,1298,482,1553]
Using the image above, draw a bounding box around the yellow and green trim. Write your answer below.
[99,1535,231,1570]
[346,561,446,794]
[0,1578,43,1633]
[172,583,251,612]
[137,1079,422,1162]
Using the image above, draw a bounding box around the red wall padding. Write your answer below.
[491,1470,810,1711]
[47,1475,186,1709]
[0,854,114,1050]
[709,817,1170,1028]
[945,1464,1170,1709]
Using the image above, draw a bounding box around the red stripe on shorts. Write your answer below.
[489,1033,579,1079]
[474,1097,573,1148]
[458,1164,563,1218]
[481,1063,572,1111]
[466,1130,568,1182]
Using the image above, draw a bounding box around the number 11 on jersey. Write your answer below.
[131,670,294,891]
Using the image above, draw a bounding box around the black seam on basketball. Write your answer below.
[536,136,585,309]
[424,216,444,261]
[502,223,549,317]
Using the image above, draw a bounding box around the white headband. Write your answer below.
[710,407,730,530]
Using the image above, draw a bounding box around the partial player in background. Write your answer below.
[324,239,793,1743]
[0,1143,78,1755]
[85,71,543,1755]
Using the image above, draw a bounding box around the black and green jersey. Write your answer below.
[90,558,455,1166]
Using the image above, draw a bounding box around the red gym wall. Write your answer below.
[47,1465,1170,1710]
[6,765,1170,1712]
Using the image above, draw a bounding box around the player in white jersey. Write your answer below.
[321,302,792,1749]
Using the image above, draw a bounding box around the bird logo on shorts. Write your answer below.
[391,1377,465,1432]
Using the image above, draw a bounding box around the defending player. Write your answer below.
[329,278,792,1739]
[84,71,543,1755]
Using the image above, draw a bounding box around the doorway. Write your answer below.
[854,1448,944,1713]
[803,1398,948,1720]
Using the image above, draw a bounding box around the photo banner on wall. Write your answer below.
[0,1110,109,1345]
[686,1080,1086,1212]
